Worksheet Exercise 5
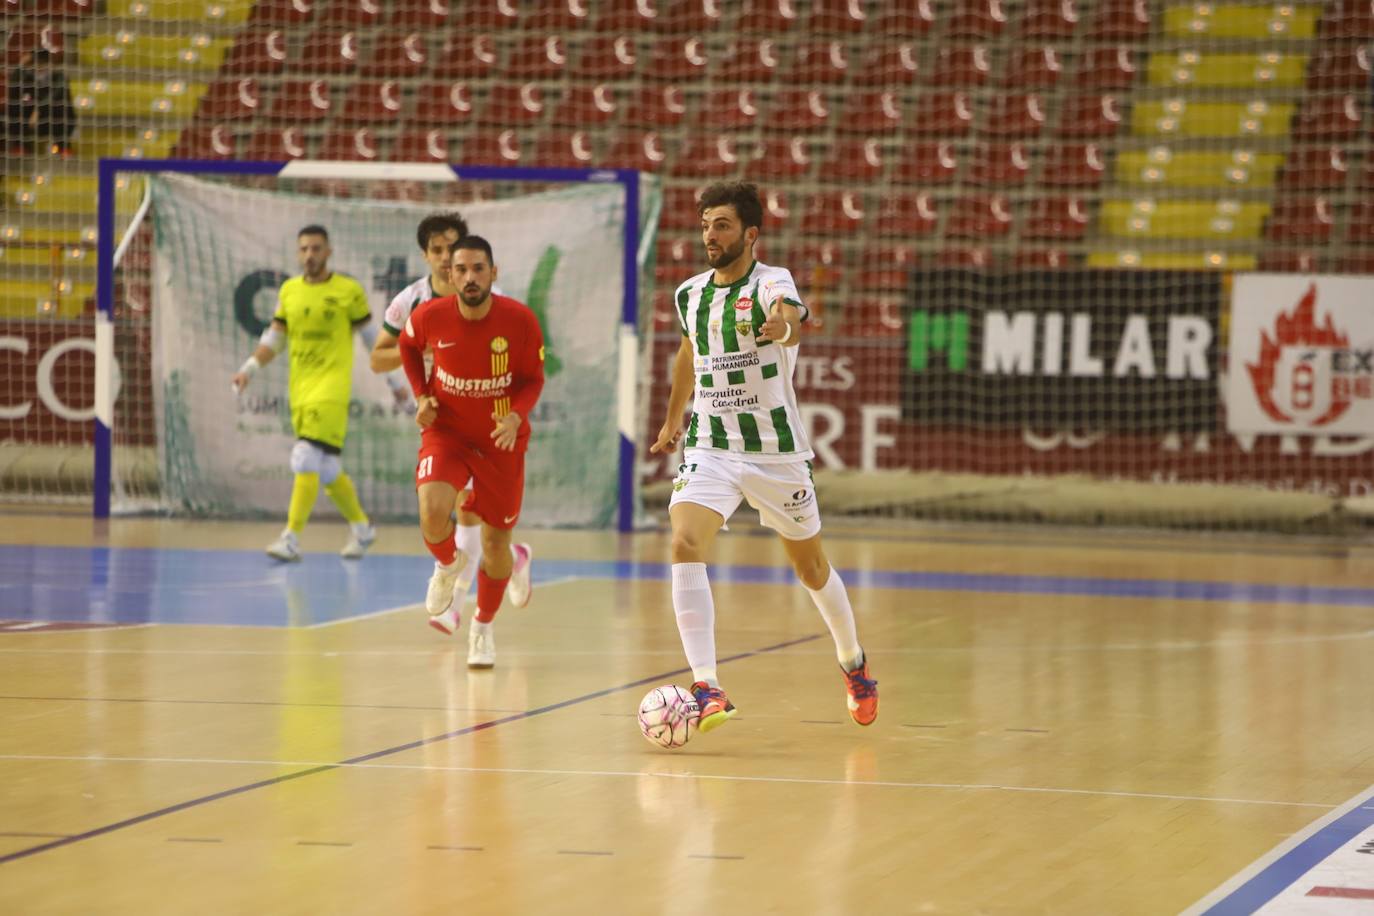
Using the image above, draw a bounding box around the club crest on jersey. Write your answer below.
[735,320,753,337]
[490,336,509,354]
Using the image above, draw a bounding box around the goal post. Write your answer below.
[94,158,656,531]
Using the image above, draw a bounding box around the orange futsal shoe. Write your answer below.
[690,681,737,734]
[842,656,879,726]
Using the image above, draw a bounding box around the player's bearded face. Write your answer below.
[452,252,493,307]
[701,206,752,269]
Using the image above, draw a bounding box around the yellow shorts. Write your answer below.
[291,401,348,450]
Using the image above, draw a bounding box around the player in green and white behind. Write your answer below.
[232,224,406,562]
[650,181,878,732]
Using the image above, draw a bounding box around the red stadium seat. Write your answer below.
[1057,95,1124,137]
[798,192,868,235]
[872,1,937,35]
[1306,44,1370,90]
[338,80,404,126]
[654,0,727,32]
[320,127,382,161]
[1292,95,1363,141]
[550,84,620,126]
[697,89,761,129]
[412,81,474,125]
[980,94,1046,137]
[389,0,450,28]
[739,0,804,32]
[175,124,237,160]
[624,86,689,128]
[645,36,710,81]
[763,188,793,229]
[1356,155,1374,189]
[1265,197,1335,243]
[754,137,813,179]
[252,0,316,25]
[1089,0,1150,40]
[1042,143,1107,187]
[837,298,905,337]
[767,90,832,132]
[792,40,852,83]
[360,32,428,78]
[572,36,640,80]
[812,0,873,33]
[432,34,497,79]
[266,79,334,123]
[291,29,359,74]
[321,0,383,26]
[1280,148,1349,190]
[785,242,847,293]
[506,35,567,79]
[894,141,960,184]
[839,90,903,133]
[197,78,263,122]
[1021,0,1079,38]
[596,0,659,31]
[1076,46,1139,89]
[939,247,999,268]
[818,138,884,182]
[1023,197,1089,240]
[853,42,920,85]
[1258,250,1322,273]
[477,84,546,125]
[720,39,782,82]
[876,193,940,236]
[223,28,289,75]
[1320,0,1374,38]
[1002,46,1063,88]
[857,244,920,292]
[246,126,311,160]
[655,236,697,286]
[1347,201,1374,244]
[525,0,591,29]
[5,27,66,66]
[913,92,974,136]
[392,128,450,162]
[530,129,598,168]
[605,130,672,173]
[1015,248,1075,269]
[25,0,95,17]
[968,142,1032,186]
[928,45,993,86]
[461,129,524,166]
[661,186,705,230]
[947,195,1014,238]
[947,0,1009,37]
[1337,250,1374,274]
[673,135,746,178]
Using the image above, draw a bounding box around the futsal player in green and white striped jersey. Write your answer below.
[650,181,878,733]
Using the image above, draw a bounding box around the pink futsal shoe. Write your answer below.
[506,542,533,608]
[690,681,737,733]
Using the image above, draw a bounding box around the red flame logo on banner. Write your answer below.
[1245,283,1351,425]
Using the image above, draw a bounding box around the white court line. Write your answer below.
[0,753,1336,810]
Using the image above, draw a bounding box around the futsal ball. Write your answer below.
[637,684,699,749]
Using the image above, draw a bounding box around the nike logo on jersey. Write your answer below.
[503,514,518,524]
[437,341,457,348]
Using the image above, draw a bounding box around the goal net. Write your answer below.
[99,162,657,528]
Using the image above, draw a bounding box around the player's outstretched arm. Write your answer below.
[758,298,801,348]
[369,327,402,372]
[232,319,286,392]
[650,336,695,454]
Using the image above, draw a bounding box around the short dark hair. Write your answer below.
[452,234,494,265]
[416,212,468,251]
[697,182,764,230]
[297,224,329,241]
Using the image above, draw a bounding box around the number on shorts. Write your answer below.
[417,456,434,479]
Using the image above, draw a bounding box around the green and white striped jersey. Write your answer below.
[674,260,812,462]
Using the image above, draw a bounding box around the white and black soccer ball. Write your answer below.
[637,684,699,749]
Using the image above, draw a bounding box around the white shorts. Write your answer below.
[669,450,821,540]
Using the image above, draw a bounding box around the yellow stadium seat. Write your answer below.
[1147,51,1307,88]
[0,245,94,269]
[4,175,145,217]
[1131,99,1295,137]
[1100,199,1270,239]
[1087,251,1258,270]
[0,281,94,318]
[78,34,231,73]
[1114,149,1284,188]
[71,79,208,119]
[1162,4,1320,39]
[0,226,99,248]
[75,128,181,161]
[106,0,254,24]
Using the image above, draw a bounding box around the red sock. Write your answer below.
[475,569,509,623]
[424,529,457,566]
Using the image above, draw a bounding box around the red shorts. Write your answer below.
[415,430,526,530]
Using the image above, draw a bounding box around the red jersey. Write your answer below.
[398,293,545,452]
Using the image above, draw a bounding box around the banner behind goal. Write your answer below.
[96,160,656,529]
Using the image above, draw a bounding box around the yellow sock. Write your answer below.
[324,473,368,524]
[287,472,320,533]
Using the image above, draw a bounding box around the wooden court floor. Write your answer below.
[1,512,1372,914]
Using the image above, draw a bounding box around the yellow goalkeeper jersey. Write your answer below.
[273,272,371,409]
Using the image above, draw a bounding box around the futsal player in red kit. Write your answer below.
[398,235,544,668]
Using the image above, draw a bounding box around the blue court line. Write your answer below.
[1199,789,1374,914]
[0,632,822,866]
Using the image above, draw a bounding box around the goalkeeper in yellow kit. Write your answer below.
[232,225,403,561]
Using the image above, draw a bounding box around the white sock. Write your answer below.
[454,523,482,594]
[469,619,492,637]
[806,567,864,671]
[671,562,718,686]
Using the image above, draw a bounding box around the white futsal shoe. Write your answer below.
[467,623,495,669]
[340,522,375,559]
[426,552,468,635]
[507,543,534,608]
[266,529,301,562]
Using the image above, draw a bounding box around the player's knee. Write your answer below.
[792,554,830,590]
[318,454,342,486]
[289,440,322,476]
[670,529,707,563]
